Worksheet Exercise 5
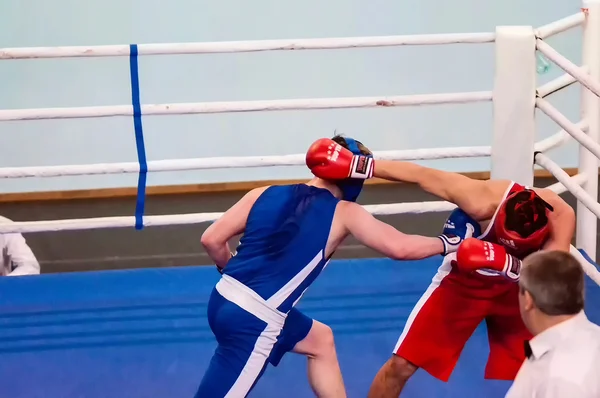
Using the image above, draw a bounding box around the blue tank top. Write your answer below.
[223,184,340,313]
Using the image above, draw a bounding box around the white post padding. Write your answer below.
[492,26,537,185]
[578,0,600,258]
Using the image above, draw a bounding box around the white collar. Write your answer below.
[529,311,588,360]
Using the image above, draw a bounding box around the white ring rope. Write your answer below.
[536,98,600,160]
[0,171,586,235]
[534,12,586,40]
[537,68,588,98]
[535,153,600,221]
[534,121,585,152]
[0,202,460,234]
[545,173,588,195]
[0,150,586,235]
[0,91,492,122]
[0,33,497,60]
[0,13,583,61]
[536,39,600,100]
[534,153,600,284]
[0,127,573,179]
[0,148,490,179]
[570,247,600,285]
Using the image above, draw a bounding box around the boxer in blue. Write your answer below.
[196,136,465,398]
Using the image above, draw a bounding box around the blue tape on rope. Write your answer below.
[578,248,599,268]
[129,44,147,230]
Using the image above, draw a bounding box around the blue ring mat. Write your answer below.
[0,256,598,398]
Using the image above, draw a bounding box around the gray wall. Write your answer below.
[0,0,582,194]
[0,177,594,274]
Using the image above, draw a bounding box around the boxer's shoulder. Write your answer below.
[334,199,360,216]
[531,186,567,208]
[485,179,514,200]
[333,200,371,232]
[246,185,272,201]
[473,179,515,220]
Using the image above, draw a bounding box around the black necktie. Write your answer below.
[524,340,533,359]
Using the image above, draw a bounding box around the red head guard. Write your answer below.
[494,189,554,254]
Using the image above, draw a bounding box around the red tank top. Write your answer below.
[479,181,549,256]
[473,181,547,279]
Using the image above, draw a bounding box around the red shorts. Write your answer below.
[393,255,532,382]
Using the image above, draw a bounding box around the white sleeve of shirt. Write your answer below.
[507,370,599,398]
[538,378,597,398]
[505,363,530,398]
[4,232,40,276]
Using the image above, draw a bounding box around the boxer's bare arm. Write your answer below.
[375,160,509,220]
[201,186,268,268]
[325,201,444,260]
[533,188,576,252]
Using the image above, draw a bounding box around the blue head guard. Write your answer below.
[336,137,371,202]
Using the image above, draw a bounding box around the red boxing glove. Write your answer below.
[306,138,374,180]
[456,238,522,282]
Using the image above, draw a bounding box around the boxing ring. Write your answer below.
[2,2,600,397]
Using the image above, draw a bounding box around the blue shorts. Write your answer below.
[269,306,313,367]
[194,288,313,398]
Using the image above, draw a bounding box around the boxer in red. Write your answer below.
[305,138,576,397]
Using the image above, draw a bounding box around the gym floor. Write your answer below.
[1,257,599,398]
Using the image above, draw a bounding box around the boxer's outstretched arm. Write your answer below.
[535,188,576,252]
[374,160,503,220]
[201,187,268,269]
[341,202,444,260]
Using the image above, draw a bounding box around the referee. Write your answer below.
[0,215,40,276]
[506,250,600,397]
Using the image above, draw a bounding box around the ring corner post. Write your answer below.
[578,0,600,257]
[492,26,537,186]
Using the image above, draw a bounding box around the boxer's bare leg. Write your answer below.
[293,320,346,398]
[368,355,418,398]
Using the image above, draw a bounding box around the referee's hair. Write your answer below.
[520,250,585,316]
